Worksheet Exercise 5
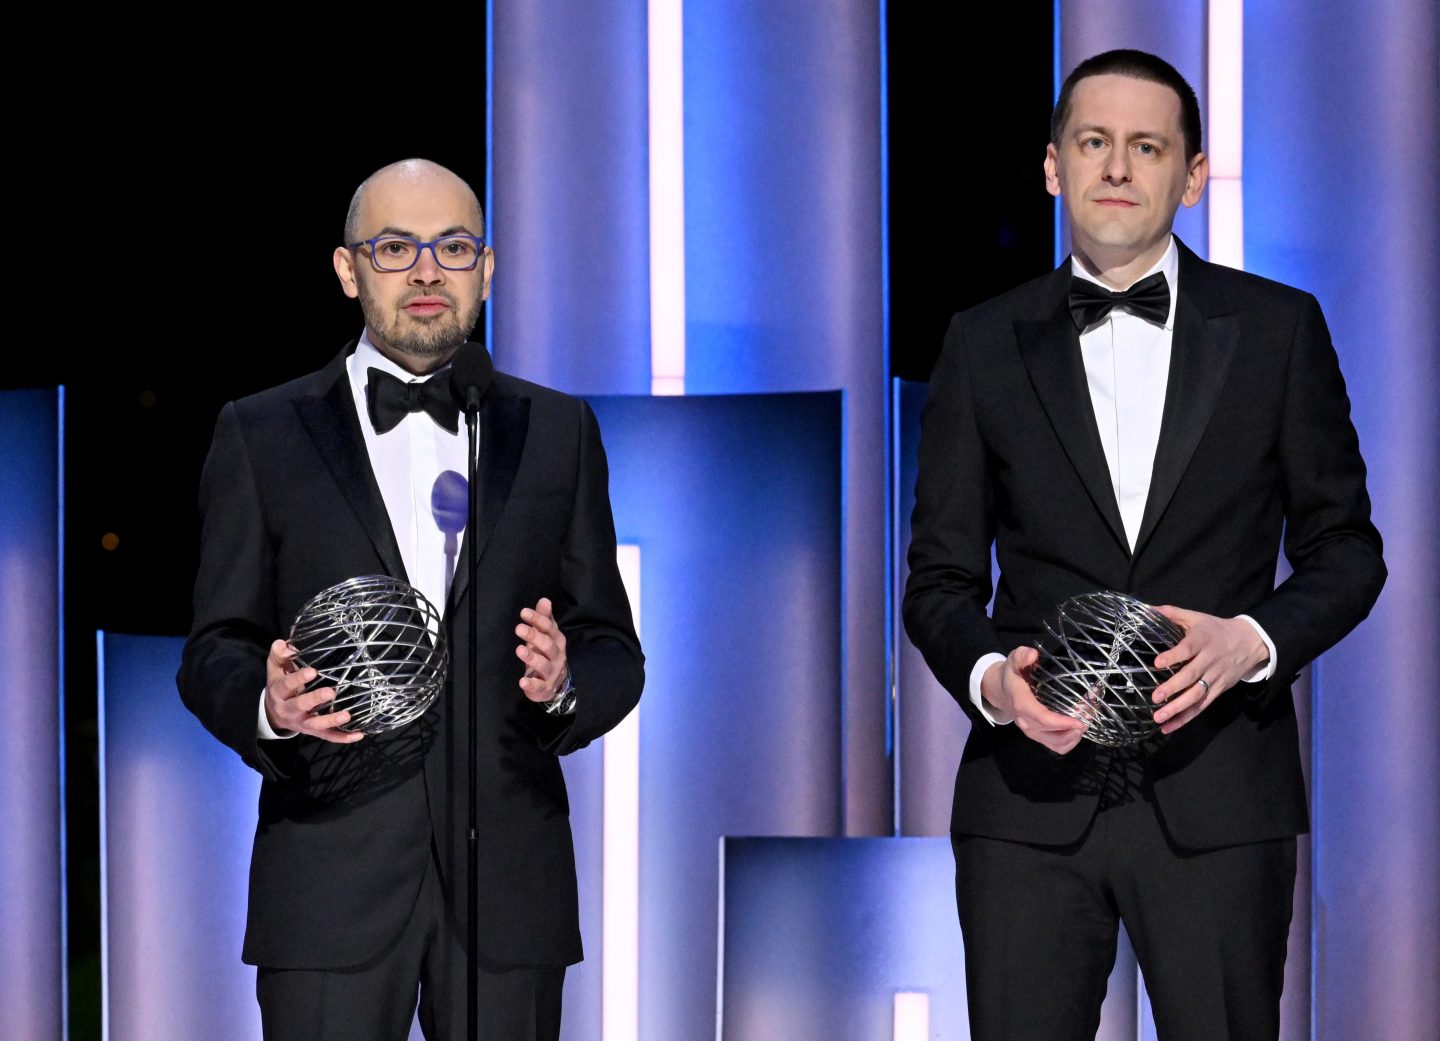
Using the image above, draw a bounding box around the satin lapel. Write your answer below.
[447,389,531,613]
[1016,278,1130,554]
[1132,265,1240,556]
[293,349,409,583]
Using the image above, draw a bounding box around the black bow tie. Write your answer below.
[1068,271,1170,330]
[366,367,459,434]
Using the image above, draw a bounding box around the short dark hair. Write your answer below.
[1051,49,1203,162]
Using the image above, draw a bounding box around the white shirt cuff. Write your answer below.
[1235,614,1278,683]
[257,688,297,740]
[969,653,1011,726]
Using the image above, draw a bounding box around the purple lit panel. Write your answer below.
[0,389,62,1041]
[101,633,260,1041]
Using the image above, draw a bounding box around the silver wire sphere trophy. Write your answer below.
[1030,590,1184,747]
[288,576,448,735]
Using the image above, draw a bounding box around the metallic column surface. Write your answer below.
[0,390,62,1041]
[1057,0,1209,257]
[682,0,889,834]
[587,393,844,1041]
[100,634,261,1041]
[488,0,652,394]
[1244,2,1440,1037]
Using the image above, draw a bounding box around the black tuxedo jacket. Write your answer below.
[177,345,643,969]
[903,243,1384,851]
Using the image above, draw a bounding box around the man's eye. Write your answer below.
[1082,138,1105,150]
[1136,143,1157,155]
[439,239,475,256]
[379,240,413,255]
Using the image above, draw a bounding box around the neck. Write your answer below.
[368,333,456,376]
[1070,235,1172,290]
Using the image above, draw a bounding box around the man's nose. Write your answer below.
[1102,148,1132,183]
[410,246,446,285]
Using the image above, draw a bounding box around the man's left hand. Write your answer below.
[1149,606,1270,735]
[515,597,569,703]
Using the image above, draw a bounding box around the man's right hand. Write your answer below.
[264,640,363,743]
[980,646,1086,755]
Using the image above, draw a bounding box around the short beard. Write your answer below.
[357,278,484,361]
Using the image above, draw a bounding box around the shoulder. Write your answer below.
[1181,252,1319,320]
[492,371,594,427]
[954,267,1064,332]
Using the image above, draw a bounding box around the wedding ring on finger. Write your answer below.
[1197,678,1212,695]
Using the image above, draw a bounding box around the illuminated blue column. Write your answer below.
[0,389,63,1041]
[100,634,261,1041]
[488,0,652,395]
[1058,0,1209,255]
[683,0,890,834]
[1246,2,1440,1038]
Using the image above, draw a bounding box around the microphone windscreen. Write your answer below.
[448,342,495,408]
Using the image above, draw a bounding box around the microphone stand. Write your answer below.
[463,390,481,1041]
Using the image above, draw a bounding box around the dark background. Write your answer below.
[5,12,1052,1035]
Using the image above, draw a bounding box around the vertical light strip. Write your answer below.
[893,991,930,1041]
[484,0,496,355]
[1053,0,1065,266]
[57,386,69,1041]
[96,632,109,1041]
[648,0,686,395]
[604,544,642,1041]
[1207,0,1244,269]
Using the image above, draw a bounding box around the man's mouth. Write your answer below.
[404,296,451,316]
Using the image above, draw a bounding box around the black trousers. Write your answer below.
[953,767,1296,1041]
[256,854,564,1041]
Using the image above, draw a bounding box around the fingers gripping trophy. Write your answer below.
[1030,590,1184,747]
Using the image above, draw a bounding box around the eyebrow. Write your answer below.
[370,225,479,240]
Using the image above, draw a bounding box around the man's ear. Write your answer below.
[1181,151,1210,209]
[333,246,360,300]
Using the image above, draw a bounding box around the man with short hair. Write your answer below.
[179,158,644,1040]
[904,50,1384,1040]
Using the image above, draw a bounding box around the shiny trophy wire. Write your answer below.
[288,576,448,735]
[1030,590,1184,747]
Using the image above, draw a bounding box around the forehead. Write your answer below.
[356,172,480,236]
[1066,73,1185,136]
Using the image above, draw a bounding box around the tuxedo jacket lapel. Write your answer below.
[1016,270,1130,554]
[448,388,531,612]
[1133,249,1240,556]
[293,347,409,583]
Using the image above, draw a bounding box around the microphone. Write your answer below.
[448,341,495,414]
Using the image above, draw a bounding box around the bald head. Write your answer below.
[343,159,485,244]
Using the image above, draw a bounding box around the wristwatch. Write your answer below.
[543,667,578,716]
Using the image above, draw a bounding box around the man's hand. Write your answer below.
[1149,606,1270,735]
[981,646,1087,755]
[264,640,363,743]
[515,597,569,703]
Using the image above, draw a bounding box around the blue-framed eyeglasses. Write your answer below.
[348,234,487,272]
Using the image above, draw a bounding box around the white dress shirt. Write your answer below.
[258,331,469,739]
[968,237,1276,724]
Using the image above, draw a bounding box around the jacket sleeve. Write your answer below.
[1244,295,1386,699]
[902,314,1005,724]
[520,399,645,753]
[176,401,297,780]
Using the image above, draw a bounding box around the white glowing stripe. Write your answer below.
[1208,0,1244,269]
[892,991,930,1041]
[648,0,686,396]
[604,544,642,1041]
[1207,179,1245,270]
